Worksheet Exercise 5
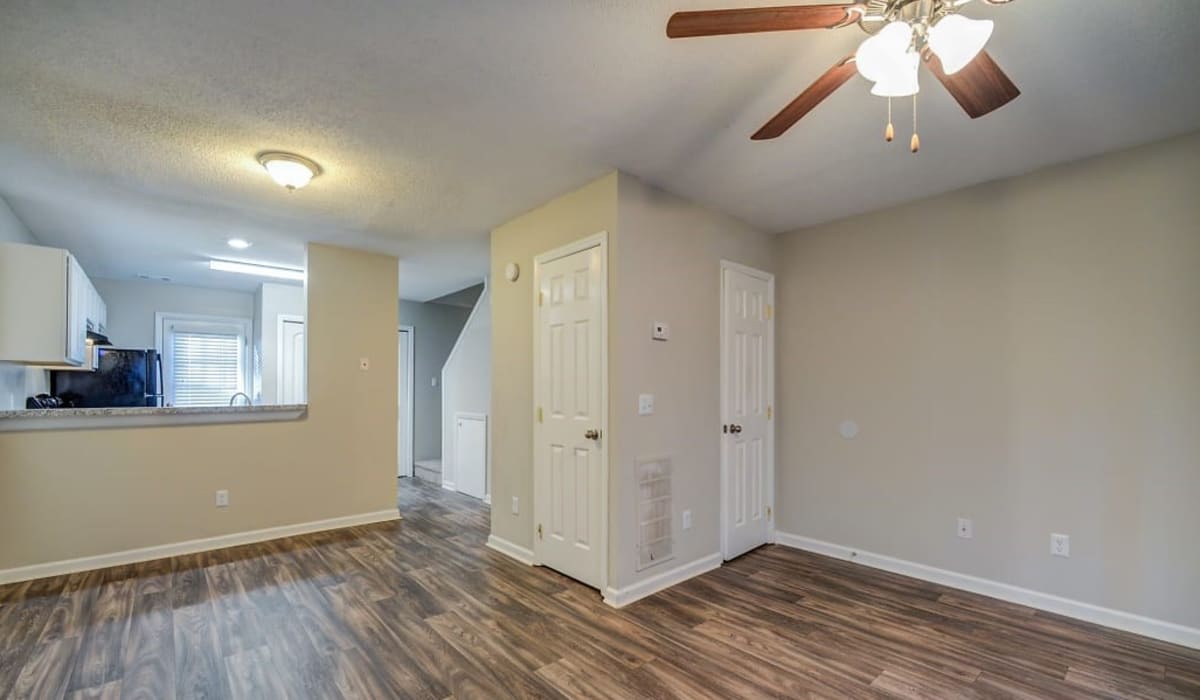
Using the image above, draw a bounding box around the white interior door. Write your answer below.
[278,318,306,404]
[721,262,774,560]
[455,413,487,499]
[398,327,414,478]
[534,236,606,590]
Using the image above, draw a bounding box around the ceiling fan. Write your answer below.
[667,0,1020,151]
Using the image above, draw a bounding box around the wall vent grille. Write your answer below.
[637,456,674,571]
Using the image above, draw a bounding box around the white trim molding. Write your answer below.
[0,509,399,586]
[603,552,722,608]
[775,532,1200,650]
[486,535,536,566]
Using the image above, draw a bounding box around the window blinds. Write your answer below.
[169,330,243,407]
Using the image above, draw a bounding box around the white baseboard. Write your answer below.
[485,535,536,566]
[0,509,400,586]
[603,552,723,608]
[441,481,456,491]
[775,532,1200,650]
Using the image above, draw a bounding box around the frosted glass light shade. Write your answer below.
[257,152,322,190]
[928,14,994,74]
[263,158,315,189]
[870,51,920,97]
[855,21,914,83]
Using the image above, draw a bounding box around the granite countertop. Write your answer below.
[0,404,306,419]
[0,404,308,431]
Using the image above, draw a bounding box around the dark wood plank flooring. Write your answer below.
[1,478,1197,698]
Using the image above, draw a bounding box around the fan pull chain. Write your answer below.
[910,93,921,154]
[885,98,895,143]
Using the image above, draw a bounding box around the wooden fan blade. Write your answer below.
[752,56,857,140]
[667,4,864,38]
[924,49,1020,119]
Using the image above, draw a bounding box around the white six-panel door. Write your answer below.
[534,236,606,590]
[721,262,774,560]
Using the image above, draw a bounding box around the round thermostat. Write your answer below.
[504,262,520,282]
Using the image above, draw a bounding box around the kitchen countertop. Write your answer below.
[0,403,307,431]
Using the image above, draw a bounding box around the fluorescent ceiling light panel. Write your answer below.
[209,259,305,281]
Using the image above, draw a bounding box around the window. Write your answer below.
[156,314,252,407]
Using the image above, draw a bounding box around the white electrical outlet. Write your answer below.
[511,496,519,515]
[1051,533,1070,557]
[215,489,230,508]
[957,517,973,539]
[652,322,670,341]
[638,393,655,416]
[682,510,693,530]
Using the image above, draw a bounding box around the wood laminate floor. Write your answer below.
[1,478,1197,699]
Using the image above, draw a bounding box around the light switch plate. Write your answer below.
[652,322,670,341]
[638,393,655,415]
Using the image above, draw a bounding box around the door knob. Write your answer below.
[730,424,743,434]
[584,429,601,441]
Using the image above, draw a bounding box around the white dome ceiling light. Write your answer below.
[666,0,1020,153]
[257,152,322,191]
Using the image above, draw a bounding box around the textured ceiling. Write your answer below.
[2,0,1199,298]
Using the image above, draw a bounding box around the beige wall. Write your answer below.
[0,243,398,571]
[611,174,774,589]
[489,173,618,549]
[774,132,1200,627]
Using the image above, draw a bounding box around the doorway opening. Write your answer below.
[398,325,415,478]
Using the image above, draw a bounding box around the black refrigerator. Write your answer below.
[51,348,164,408]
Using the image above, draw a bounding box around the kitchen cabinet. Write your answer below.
[0,242,95,366]
[85,278,107,334]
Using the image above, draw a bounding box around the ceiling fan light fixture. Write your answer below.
[855,20,913,83]
[928,14,994,75]
[869,51,921,98]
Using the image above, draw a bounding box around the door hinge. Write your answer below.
[767,506,773,520]
[537,406,543,423]
[767,405,773,420]
[537,523,543,540]
[765,304,773,321]
[538,291,545,306]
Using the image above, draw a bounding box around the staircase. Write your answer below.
[414,459,443,485]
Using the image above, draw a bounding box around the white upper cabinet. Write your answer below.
[84,277,107,334]
[0,242,98,366]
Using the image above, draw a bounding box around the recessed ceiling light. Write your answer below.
[226,238,252,250]
[257,151,322,191]
[209,259,305,281]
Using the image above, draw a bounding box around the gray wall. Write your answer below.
[612,173,775,590]
[92,278,256,348]
[400,299,471,462]
[774,131,1200,628]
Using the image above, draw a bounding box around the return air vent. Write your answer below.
[637,456,674,571]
